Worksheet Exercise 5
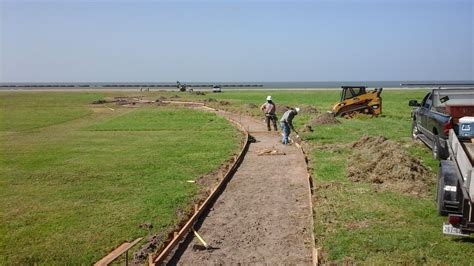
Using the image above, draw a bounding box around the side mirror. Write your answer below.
[408,100,420,107]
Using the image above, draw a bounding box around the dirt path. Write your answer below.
[165,106,315,265]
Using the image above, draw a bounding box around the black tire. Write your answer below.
[411,120,419,140]
[432,136,449,160]
[437,171,448,216]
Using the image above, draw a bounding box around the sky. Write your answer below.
[0,0,473,82]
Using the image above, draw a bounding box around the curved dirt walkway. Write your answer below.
[170,106,314,265]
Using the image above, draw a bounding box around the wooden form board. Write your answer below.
[95,237,142,266]
[294,140,317,266]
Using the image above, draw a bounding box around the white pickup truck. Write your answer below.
[438,128,474,236]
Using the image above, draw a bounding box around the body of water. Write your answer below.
[1,80,473,89]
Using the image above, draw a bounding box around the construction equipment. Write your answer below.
[331,86,383,117]
[176,81,188,92]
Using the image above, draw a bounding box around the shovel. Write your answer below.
[192,229,219,251]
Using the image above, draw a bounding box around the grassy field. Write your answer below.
[0,92,240,264]
[154,89,474,264]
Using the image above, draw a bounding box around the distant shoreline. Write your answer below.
[0,87,428,92]
[1,80,472,90]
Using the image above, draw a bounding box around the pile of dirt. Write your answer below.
[113,96,159,106]
[115,96,140,105]
[204,98,217,103]
[276,105,291,113]
[134,233,165,262]
[190,91,206,96]
[92,99,107,104]
[219,100,230,105]
[301,125,314,132]
[307,112,340,125]
[300,105,319,114]
[347,136,435,196]
[243,103,258,109]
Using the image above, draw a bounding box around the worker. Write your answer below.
[280,107,300,144]
[260,96,278,131]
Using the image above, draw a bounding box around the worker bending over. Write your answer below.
[280,107,300,144]
[260,96,278,131]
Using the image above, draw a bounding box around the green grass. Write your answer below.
[160,88,474,264]
[0,92,98,131]
[0,92,240,264]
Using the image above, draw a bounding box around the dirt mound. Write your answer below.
[219,100,230,105]
[300,105,319,114]
[204,98,217,103]
[308,112,340,125]
[134,233,165,262]
[276,105,291,113]
[190,91,206,96]
[92,99,107,104]
[347,136,434,197]
[243,103,258,109]
[301,125,314,132]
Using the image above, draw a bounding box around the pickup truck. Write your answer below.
[409,88,474,159]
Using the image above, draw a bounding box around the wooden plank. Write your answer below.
[295,140,317,265]
[95,243,130,266]
[95,237,143,266]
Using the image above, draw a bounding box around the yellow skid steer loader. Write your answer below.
[331,86,383,117]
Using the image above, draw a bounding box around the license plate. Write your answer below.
[443,223,468,236]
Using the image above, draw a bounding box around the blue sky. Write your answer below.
[1,0,472,82]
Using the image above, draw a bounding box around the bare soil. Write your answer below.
[308,112,340,125]
[243,103,258,109]
[300,105,319,114]
[347,136,435,197]
[275,104,291,113]
[170,108,314,264]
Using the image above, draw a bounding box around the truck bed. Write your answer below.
[448,130,474,201]
[464,142,474,165]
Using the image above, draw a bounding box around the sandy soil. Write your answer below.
[168,108,314,265]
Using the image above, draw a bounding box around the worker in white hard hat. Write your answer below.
[260,95,278,131]
[280,107,300,144]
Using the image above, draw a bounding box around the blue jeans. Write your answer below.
[281,122,290,144]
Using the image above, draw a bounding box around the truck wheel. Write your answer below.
[411,121,419,140]
[433,136,448,160]
[437,171,448,216]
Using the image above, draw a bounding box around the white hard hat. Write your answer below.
[295,107,300,113]
[266,96,272,101]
